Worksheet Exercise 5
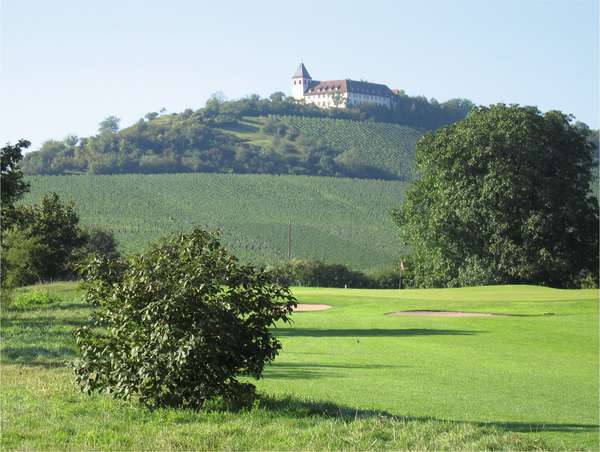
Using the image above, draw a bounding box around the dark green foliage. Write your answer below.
[393,104,599,288]
[78,226,121,261]
[5,193,122,286]
[354,96,474,130]
[22,115,244,175]
[1,140,31,223]
[12,192,86,282]
[4,194,124,287]
[268,259,401,288]
[367,265,413,289]
[98,116,120,134]
[1,140,32,295]
[74,228,297,409]
[1,227,48,287]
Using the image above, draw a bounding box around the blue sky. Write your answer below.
[1,0,598,149]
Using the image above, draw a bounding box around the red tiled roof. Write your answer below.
[305,79,392,97]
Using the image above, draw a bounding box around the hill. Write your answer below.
[22,112,424,181]
[20,92,473,179]
[22,173,408,270]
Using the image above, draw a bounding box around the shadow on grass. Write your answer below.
[264,362,406,379]
[215,121,260,134]
[2,317,89,328]
[257,395,599,434]
[1,346,76,367]
[1,307,89,367]
[273,328,484,337]
[3,302,89,313]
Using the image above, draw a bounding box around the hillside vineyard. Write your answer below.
[23,173,409,270]
[279,116,421,180]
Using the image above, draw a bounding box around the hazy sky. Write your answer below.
[1,0,598,150]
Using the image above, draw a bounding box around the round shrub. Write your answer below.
[74,228,296,409]
[13,289,56,308]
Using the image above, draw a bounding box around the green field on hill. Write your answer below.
[23,173,408,270]
[2,283,597,450]
[278,115,422,180]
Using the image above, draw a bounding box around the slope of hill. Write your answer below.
[23,173,408,270]
[22,112,424,181]
[278,116,422,180]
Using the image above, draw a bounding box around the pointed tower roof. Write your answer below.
[292,63,311,79]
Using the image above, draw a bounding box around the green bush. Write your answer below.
[74,228,296,409]
[12,289,56,308]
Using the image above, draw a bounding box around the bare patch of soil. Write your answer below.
[387,310,503,318]
[293,304,332,312]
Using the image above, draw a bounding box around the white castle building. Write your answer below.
[292,63,395,109]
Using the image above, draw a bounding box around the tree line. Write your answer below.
[267,259,407,289]
[21,112,404,179]
[196,91,474,130]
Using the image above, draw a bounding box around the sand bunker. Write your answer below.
[387,310,502,318]
[293,304,332,312]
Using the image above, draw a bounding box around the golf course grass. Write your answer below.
[1,283,598,450]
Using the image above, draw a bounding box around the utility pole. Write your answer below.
[287,219,292,260]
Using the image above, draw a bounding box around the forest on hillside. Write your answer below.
[21,92,473,178]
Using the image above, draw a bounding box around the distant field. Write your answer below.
[2,283,597,450]
[23,173,408,270]
[278,115,422,180]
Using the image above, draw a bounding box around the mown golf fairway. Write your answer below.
[1,284,598,450]
[266,286,599,448]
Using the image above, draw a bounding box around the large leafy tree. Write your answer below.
[74,228,296,409]
[393,104,598,288]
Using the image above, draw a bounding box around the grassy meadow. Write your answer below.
[1,283,597,450]
[22,173,408,270]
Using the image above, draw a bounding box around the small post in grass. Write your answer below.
[287,219,292,260]
[399,258,405,289]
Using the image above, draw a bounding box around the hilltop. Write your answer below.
[21,93,473,179]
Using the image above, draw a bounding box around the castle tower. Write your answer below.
[292,62,311,100]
